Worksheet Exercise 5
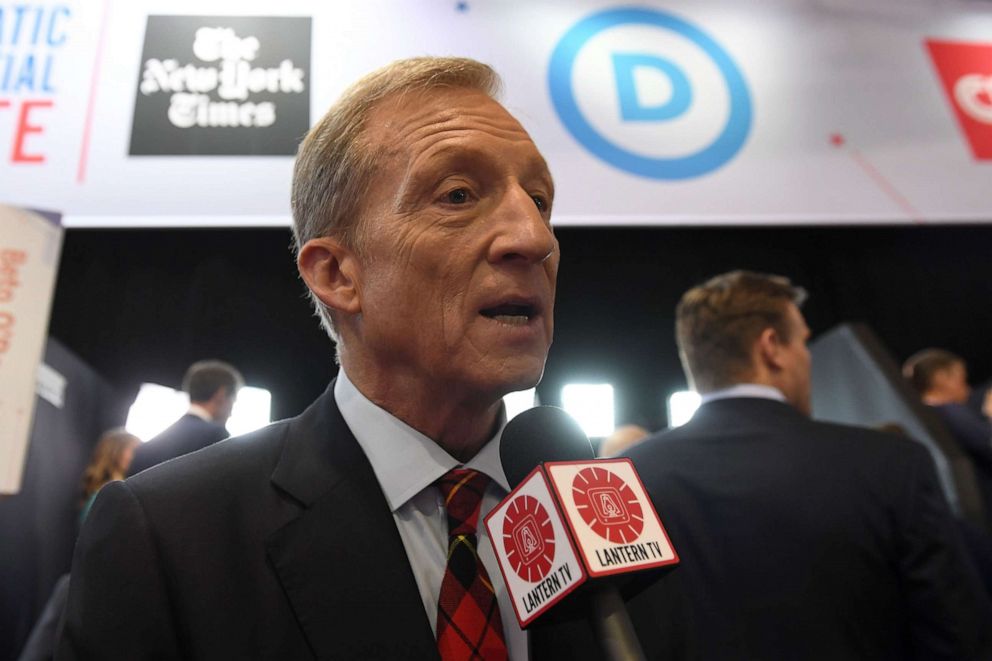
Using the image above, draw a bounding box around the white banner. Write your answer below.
[0,206,63,494]
[0,0,991,226]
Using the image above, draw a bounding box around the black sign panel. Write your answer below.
[129,15,311,156]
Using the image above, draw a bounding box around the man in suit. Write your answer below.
[904,348,992,516]
[128,360,242,475]
[625,271,992,660]
[57,57,577,660]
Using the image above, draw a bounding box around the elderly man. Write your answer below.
[625,271,992,660]
[58,57,573,660]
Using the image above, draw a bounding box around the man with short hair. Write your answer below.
[625,270,992,660]
[58,57,577,660]
[128,359,242,475]
[904,348,992,519]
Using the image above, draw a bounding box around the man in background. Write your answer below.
[127,359,241,475]
[625,270,991,659]
[904,348,992,521]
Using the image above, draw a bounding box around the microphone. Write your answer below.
[487,407,678,661]
[500,405,595,488]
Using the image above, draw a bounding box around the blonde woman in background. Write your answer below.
[79,428,140,524]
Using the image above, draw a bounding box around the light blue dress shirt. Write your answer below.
[334,371,529,660]
[699,383,787,406]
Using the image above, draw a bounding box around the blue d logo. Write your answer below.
[549,7,752,180]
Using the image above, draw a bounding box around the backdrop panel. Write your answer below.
[0,0,990,226]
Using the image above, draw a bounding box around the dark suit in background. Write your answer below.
[626,397,992,660]
[128,414,228,475]
[933,402,992,517]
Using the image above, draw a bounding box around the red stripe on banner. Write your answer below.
[77,0,111,184]
[847,148,924,225]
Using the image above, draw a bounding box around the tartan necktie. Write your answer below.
[435,468,508,661]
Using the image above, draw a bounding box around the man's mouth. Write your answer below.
[480,303,537,327]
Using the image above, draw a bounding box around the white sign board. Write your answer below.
[2,0,992,226]
[0,205,63,494]
[485,467,587,628]
[547,459,678,578]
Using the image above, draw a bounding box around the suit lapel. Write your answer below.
[265,383,439,660]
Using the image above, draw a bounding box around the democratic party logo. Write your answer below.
[549,7,752,180]
[129,16,311,156]
[926,39,992,160]
[571,466,643,544]
[502,494,556,582]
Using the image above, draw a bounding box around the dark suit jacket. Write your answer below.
[624,397,992,661]
[933,403,992,519]
[128,413,229,475]
[56,383,600,660]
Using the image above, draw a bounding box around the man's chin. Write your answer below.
[495,368,545,400]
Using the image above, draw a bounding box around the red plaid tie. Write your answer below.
[435,468,508,661]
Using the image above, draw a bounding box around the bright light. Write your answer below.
[126,383,189,442]
[125,383,272,441]
[561,383,615,438]
[667,391,701,427]
[227,386,272,436]
[504,388,538,421]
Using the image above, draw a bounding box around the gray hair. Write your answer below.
[290,56,503,341]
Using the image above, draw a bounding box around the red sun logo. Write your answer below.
[502,494,556,582]
[572,466,644,544]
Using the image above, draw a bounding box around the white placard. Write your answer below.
[36,362,67,409]
[484,467,587,628]
[547,458,678,578]
[0,206,63,494]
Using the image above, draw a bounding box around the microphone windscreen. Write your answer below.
[500,406,595,489]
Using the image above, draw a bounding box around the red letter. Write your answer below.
[12,100,52,163]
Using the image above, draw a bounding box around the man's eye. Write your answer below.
[532,195,549,212]
[444,188,469,204]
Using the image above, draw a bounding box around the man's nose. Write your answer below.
[487,186,557,265]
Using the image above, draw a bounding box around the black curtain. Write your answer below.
[0,339,123,661]
[47,224,992,430]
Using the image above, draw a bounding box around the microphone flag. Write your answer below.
[485,458,678,627]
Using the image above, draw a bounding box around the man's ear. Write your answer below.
[297,237,362,315]
[756,327,783,371]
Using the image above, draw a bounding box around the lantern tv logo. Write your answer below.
[502,494,556,583]
[572,466,644,544]
[129,16,311,156]
[926,39,992,160]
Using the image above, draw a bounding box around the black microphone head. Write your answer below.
[500,406,596,489]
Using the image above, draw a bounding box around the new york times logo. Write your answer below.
[130,16,311,156]
[139,27,303,129]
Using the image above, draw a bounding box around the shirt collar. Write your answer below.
[699,383,786,406]
[187,403,214,422]
[334,370,510,512]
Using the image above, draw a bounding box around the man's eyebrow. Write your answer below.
[406,142,554,188]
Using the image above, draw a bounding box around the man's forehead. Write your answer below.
[364,87,534,151]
